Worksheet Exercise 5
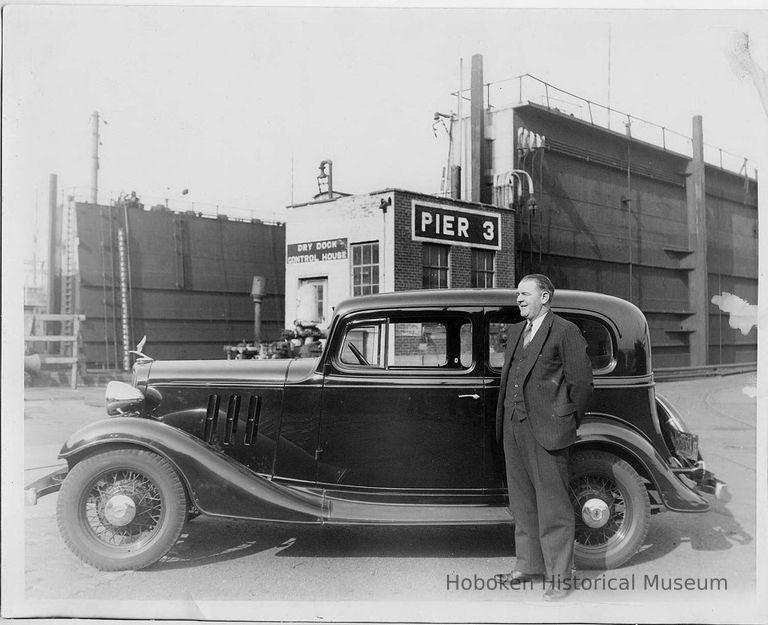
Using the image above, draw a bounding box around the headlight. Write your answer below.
[105,381,145,416]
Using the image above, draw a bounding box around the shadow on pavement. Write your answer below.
[151,520,516,571]
[152,496,752,573]
[618,499,752,568]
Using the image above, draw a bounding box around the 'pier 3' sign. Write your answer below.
[411,201,500,250]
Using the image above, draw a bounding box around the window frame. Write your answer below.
[332,311,476,375]
[350,241,380,296]
[337,317,387,369]
[422,243,450,289]
[470,248,495,288]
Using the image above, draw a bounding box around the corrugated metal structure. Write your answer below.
[449,69,757,368]
[76,202,286,367]
[507,105,758,368]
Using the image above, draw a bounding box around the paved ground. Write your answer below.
[6,373,760,621]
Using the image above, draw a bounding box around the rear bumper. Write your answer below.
[674,462,730,504]
[24,467,68,505]
[692,468,730,503]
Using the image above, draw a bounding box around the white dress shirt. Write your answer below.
[525,308,549,343]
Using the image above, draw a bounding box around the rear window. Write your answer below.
[567,316,615,372]
[487,312,615,373]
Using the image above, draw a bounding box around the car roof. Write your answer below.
[333,288,642,322]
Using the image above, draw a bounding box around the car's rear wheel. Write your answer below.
[57,448,187,571]
[570,450,650,570]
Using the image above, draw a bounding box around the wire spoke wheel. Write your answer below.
[58,449,187,571]
[83,469,163,549]
[571,474,626,547]
[570,451,650,570]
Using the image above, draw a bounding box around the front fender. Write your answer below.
[576,415,710,513]
[60,417,326,522]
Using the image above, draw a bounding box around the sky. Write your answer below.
[3,5,768,272]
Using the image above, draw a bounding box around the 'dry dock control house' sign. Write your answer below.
[412,201,500,250]
[287,238,349,264]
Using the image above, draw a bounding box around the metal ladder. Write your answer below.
[61,198,76,338]
[57,196,78,378]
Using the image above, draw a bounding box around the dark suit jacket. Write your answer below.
[495,311,593,451]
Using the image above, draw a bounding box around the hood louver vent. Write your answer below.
[204,394,221,442]
[245,395,261,446]
[204,393,261,446]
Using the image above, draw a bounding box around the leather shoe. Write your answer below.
[496,570,544,583]
[542,586,571,601]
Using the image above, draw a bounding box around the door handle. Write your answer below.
[458,394,480,400]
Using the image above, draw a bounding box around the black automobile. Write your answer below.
[27,289,726,571]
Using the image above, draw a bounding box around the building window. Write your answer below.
[422,244,449,288]
[471,249,495,288]
[352,242,380,296]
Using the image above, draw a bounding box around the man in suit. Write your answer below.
[496,274,593,601]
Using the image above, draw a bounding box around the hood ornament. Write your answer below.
[128,336,153,363]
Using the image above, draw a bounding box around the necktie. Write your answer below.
[523,321,533,347]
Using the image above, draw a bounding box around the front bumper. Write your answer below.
[24,467,68,505]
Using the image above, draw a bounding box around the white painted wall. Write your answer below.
[285,191,394,331]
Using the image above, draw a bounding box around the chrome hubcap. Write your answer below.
[103,494,137,526]
[581,498,610,528]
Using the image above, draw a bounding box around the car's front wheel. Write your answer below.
[570,450,650,570]
[57,448,187,571]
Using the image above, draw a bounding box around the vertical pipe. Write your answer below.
[686,115,709,366]
[470,53,484,203]
[457,58,463,200]
[47,174,60,317]
[381,202,387,292]
[118,228,131,370]
[251,276,266,346]
[626,121,633,303]
[91,112,100,204]
[607,24,612,131]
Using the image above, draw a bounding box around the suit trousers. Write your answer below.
[503,409,574,581]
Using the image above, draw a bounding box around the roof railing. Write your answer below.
[456,73,757,178]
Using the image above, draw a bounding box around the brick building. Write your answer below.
[284,189,516,327]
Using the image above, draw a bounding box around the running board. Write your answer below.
[323,497,514,525]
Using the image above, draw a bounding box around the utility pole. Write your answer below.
[47,174,61,317]
[470,54,485,203]
[91,111,100,204]
[686,115,709,366]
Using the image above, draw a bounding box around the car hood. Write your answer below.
[146,358,316,386]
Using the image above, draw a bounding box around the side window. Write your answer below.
[339,320,385,367]
[566,316,615,373]
[337,316,474,370]
[488,322,508,369]
[390,321,448,367]
[487,311,523,370]
[460,322,473,368]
